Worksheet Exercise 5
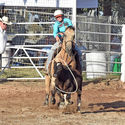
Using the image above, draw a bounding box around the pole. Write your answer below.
[72,0,77,43]
[72,0,76,27]
[121,25,125,82]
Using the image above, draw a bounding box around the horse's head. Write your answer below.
[63,26,75,56]
[53,62,63,78]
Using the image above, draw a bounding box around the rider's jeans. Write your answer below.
[46,42,83,72]
[46,42,61,71]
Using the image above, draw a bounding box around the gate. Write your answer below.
[0,4,125,81]
[0,5,73,80]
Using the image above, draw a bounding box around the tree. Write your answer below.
[103,0,112,16]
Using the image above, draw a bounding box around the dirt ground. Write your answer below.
[0,79,125,125]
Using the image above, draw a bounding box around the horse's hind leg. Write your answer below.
[44,75,51,105]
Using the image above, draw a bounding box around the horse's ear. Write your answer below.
[65,26,75,31]
[70,26,75,31]
[72,26,75,31]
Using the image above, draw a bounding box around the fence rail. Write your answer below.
[0,6,125,82]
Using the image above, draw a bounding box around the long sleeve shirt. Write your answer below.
[0,27,7,54]
[53,18,73,38]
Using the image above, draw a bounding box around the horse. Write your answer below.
[53,62,82,111]
[44,26,82,112]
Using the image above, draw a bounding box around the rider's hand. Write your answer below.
[58,32,64,36]
[56,35,60,42]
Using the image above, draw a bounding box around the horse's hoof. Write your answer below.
[51,98,56,105]
[77,107,81,113]
[44,94,49,106]
[68,101,73,105]
[43,101,49,106]
[58,102,65,109]
[77,110,81,113]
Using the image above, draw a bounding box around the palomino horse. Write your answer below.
[44,26,82,112]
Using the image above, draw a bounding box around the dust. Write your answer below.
[0,80,125,125]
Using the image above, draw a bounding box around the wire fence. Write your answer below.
[0,6,125,80]
[0,6,73,80]
[76,15,123,79]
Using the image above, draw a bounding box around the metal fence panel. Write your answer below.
[76,15,123,79]
[0,6,72,80]
[0,5,124,80]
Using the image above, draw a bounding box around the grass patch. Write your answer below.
[0,68,120,82]
[0,68,45,79]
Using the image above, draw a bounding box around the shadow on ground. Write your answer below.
[81,101,125,114]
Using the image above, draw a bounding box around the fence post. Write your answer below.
[72,0,76,27]
[72,0,77,43]
[121,25,125,82]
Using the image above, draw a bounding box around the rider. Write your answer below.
[46,9,82,73]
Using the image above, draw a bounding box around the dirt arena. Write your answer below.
[0,79,125,125]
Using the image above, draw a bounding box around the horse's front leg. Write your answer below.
[64,94,69,106]
[77,89,82,112]
[56,91,65,108]
[57,93,69,108]
[50,77,56,105]
[76,76,82,112]
[44,75,51,105]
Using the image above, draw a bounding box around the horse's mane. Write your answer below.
[65,26,75,31]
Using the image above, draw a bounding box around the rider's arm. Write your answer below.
[64,18,73,27]
[53,22,61,42]
[53,22,59,38]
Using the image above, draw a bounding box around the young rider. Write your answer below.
[46,10,82,72]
